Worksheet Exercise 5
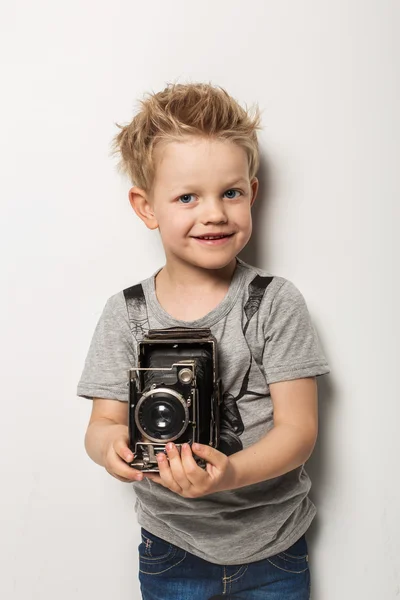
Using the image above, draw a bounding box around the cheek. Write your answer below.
[157,210,189,238]
[234,206,252,231]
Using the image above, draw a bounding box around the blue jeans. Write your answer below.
[139,528,311,599]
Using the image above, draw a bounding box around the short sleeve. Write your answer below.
[263,280,330,384]
[76,294,135,401]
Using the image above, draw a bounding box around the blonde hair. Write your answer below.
[112,82,262,191]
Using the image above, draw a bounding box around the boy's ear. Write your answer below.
[250,177,259,207]
[129,187,159,230]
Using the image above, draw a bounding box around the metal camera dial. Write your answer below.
[178,368,193,384]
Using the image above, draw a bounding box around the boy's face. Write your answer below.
[129,135,258,275]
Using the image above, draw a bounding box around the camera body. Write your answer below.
[128,328,221,472]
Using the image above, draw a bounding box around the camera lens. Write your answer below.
[135,389,189,442]
[151,401,174,430]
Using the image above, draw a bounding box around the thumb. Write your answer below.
[192,443,224,466]
[114,439,134,462]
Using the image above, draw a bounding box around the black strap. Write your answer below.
[146,327,212,340]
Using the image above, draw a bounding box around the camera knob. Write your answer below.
[178,368,193,384]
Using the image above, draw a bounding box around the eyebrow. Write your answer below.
[225,178,249,188]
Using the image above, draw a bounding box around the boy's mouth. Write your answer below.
[193,233,234,240]
[192,232,234,245]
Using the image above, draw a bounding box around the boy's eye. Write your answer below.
[177,189,241,203]
[178,194,196,204]
[224,189,241,199]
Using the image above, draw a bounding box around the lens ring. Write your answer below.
[135,388,189,443]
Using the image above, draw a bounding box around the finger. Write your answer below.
[181,443,208,486]
[113,439,134,463]
[110,465,143,481]
[156,451,183,494]
[107,468,141,483]
[105,449,143,482]
[165,443,192,491]
[191,444,227,469]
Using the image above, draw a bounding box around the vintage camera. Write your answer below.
[127,328,221,472]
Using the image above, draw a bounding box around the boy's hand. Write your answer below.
[144,443,236,498]
[101,425,144,483]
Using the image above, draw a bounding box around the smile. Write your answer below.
[193,233,234,246]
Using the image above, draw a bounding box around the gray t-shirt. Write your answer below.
[77,258,330,565]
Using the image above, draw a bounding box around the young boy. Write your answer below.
[77,82,330,599]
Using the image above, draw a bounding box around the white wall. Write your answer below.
[1,1,399,598]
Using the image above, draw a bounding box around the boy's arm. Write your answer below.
[227,376,318,488]
[145,377,318,496]
[85,398,144,483]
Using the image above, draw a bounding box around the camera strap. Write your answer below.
[123,283,151,344]
[123,283,213,343]
[146,327,213,340]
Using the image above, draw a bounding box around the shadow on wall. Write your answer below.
[239,152,274,270]
[305,373,336,547]
[239,151,335,571]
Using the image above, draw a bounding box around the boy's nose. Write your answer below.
[200,198,228,225]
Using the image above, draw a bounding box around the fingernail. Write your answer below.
[136,473,143,480]
[157,453,165,461]
[126,453,133,461]
[166,443,174,452]
[183,443,190,451]
[192,443,200,451]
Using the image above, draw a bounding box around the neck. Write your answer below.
[156,258,237,293]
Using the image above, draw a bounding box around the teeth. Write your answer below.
[202,235,226,239]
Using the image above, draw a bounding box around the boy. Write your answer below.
[77,82,330,599]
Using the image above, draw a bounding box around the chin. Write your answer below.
[195,256,237,271]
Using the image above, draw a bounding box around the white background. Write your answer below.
[1,1,399,598]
